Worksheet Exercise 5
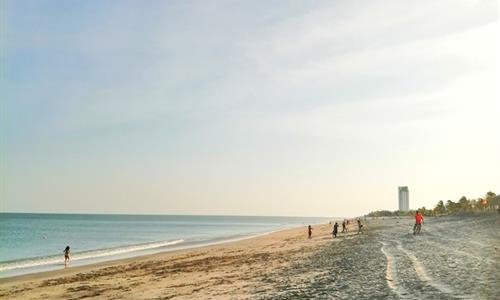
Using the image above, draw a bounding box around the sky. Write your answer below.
[1,0,499,217]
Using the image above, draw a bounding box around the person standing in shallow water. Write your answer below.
[307,225,313,239]
[332,222,339,238]
[64,246,70,267]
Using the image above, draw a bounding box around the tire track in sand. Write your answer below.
[394,240,468,299]
[380,241,412,299]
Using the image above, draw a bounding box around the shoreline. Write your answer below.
[0,226,289,280]
[0,221,344,299]
[1,213,332,280]
[0,213,333,279]
[0,224,304,285]
[2,215,496,299]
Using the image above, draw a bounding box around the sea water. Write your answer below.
[0,213,330,278]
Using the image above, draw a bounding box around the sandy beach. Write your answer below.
[1,214,498,299]
[3,1,499,299]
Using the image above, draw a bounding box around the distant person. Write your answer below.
[342,220,347,233]
[497,206,500,224]
[357,219,363,234]
[413,211,423,235]
[332,222,339,238]
[308,225,313,239]
[63,246,71,266]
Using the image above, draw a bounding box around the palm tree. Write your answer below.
[434,200,446,215]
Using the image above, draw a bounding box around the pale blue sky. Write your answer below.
[1,0,499,216]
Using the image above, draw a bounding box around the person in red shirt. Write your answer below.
[413,211,423,235]
[308,225,313,239]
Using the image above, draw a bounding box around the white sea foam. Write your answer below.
[0,239,184,272]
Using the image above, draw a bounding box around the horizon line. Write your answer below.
[0,211,348,219]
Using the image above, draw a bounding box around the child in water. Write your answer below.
[64,246,70,266]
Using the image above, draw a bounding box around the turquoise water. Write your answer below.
[0,213,330,277]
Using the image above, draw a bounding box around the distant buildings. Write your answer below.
[398,186,409,211]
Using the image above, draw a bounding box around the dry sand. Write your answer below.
[1,214,498,299]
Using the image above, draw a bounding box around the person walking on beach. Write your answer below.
[357,219,363,234]
[308,225,313,239]
[342,219,347,233]
[332,222,339,238]
[413,211,423,235]
[63,246,71,267]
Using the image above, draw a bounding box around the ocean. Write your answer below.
[0,213,330,278]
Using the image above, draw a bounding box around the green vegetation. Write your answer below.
[366,191,500,217]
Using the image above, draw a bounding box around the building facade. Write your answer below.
[398,186,409,211]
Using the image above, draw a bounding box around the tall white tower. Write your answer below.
[398,186,409,211]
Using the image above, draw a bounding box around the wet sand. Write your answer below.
[1,214,498,299]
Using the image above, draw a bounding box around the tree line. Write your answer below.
[366,191,500,217]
